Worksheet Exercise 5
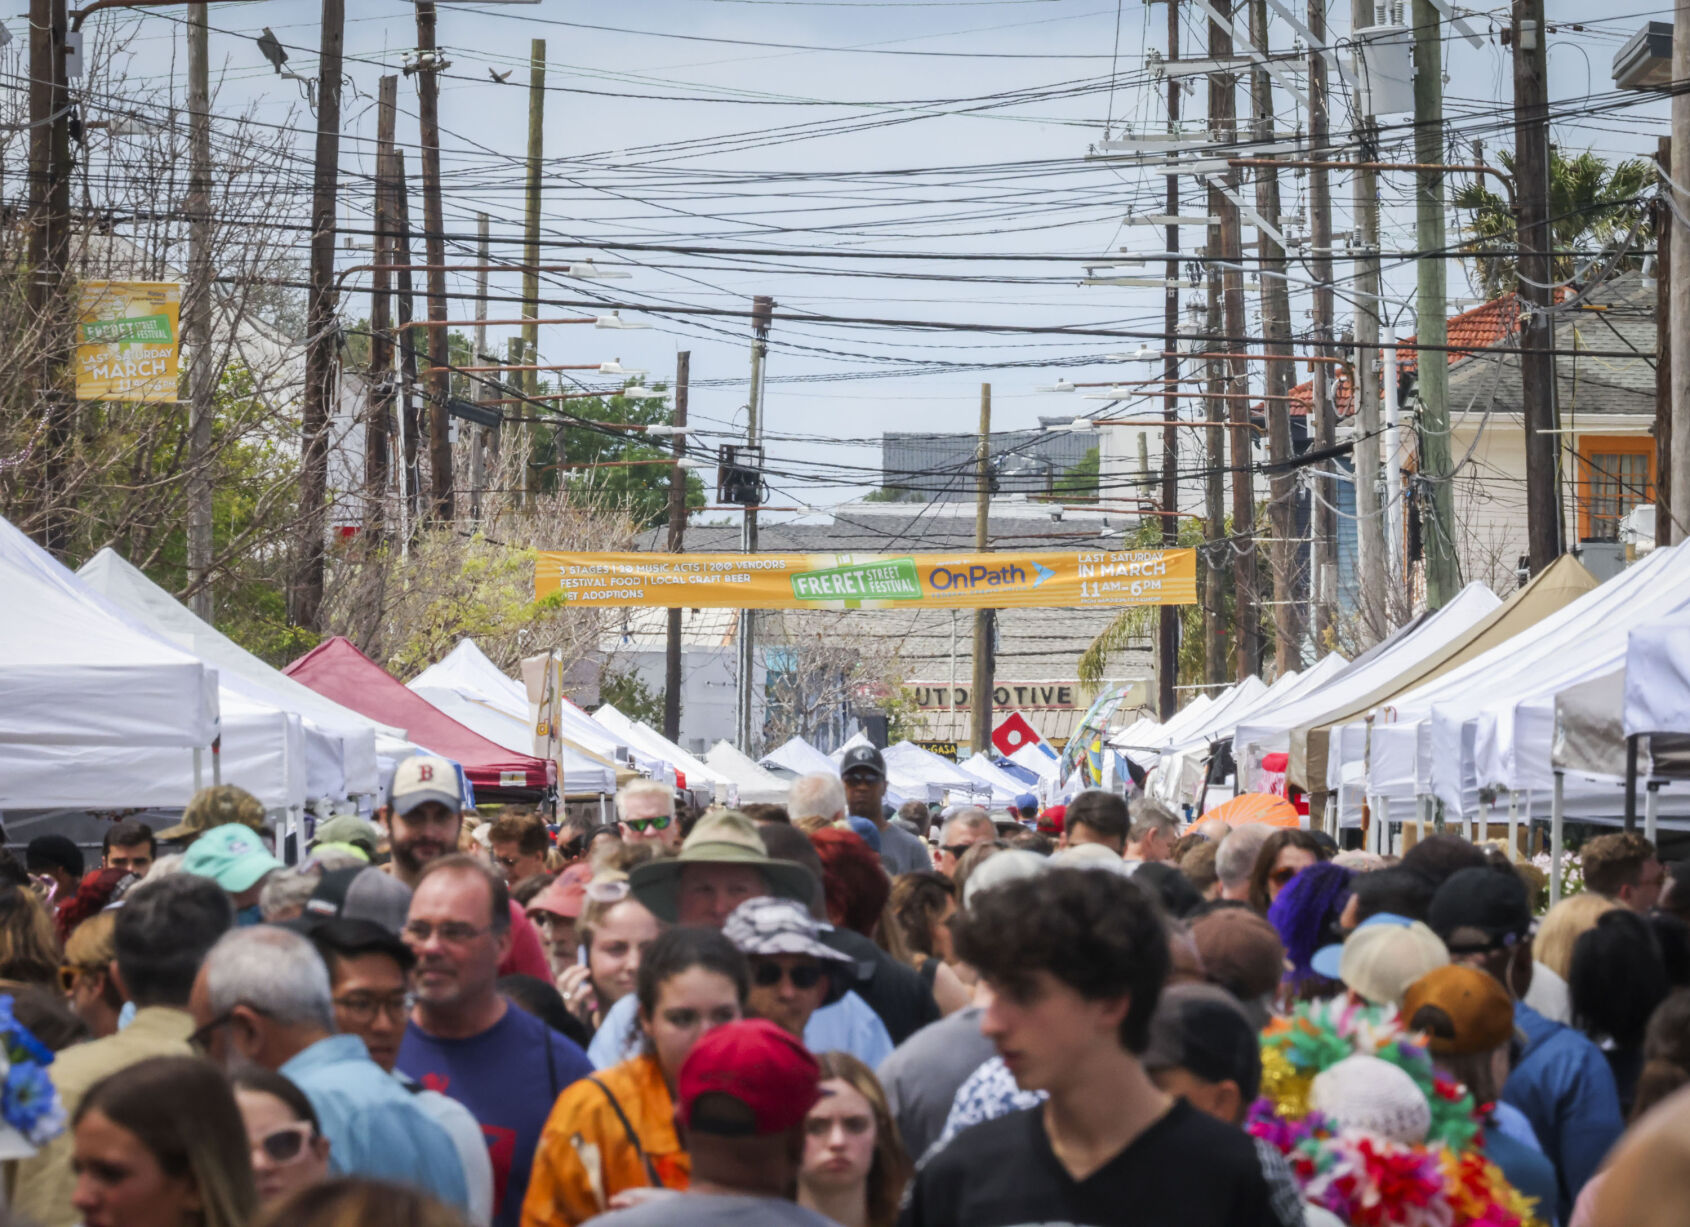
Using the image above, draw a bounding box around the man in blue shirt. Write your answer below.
[189,925,469,1209]
[397,854,592,1227]
[1428,867,1623,1224]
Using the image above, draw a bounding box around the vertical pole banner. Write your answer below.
[75,281,182,402]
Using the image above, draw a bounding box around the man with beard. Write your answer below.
[189,924,470,1208]
[398,854,593,1227]
[379,755,550,979]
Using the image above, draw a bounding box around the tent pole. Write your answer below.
[1324,792,1336,840]
[1646,780,1660,846]
[1417,794,1428,846]
[212,735,222,786]
[1624,735,1639,832]
[1507,791,1519,862]
[598,794,606,824]
[1372,795,1386,854]
[194,747,203,792]
[1550,771,1565,907]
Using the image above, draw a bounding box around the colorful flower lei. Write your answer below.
[1248,997,1544,1227]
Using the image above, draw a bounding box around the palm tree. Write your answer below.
[1453,148,1652,300]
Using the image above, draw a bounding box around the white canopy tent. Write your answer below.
[592,705,727,797]
[410,641,618,797]
[958,752,1034,808]
[885,740,990,805]
[1348,542,1690,827]
[1232,582,1503,804]
[77,548,391,799]
[704,741,792,806]
[1625,621,1690,739]
[759,736,840,779]
[0,518,218,751]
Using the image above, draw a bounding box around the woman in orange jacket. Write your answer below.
[520,927,749,1226]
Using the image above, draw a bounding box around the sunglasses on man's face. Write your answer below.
[752,961,826,990]
[624,815,672,833]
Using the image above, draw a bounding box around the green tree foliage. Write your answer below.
[1454,148,1652,300]
[530,386,705,528]
[863,485,926,503]
[598,666,666,726]
[1053,446,1100,502]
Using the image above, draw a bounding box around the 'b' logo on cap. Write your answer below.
[417,764,434,782]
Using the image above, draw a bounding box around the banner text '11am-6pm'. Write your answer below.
[534,549,1196,611]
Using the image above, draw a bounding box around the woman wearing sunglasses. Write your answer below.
[232,1068,331,1205]
[554,870,662,1037]
[62,911,125,1039]
[1246,828,1331,914]
[521,927,748,1226]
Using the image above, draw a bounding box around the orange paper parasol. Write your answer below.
[1195,792,1300,830]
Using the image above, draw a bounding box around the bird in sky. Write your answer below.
[489,68,513,83]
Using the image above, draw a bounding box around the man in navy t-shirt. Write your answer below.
[397,854,591,1227]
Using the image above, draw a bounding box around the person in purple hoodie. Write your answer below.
[1428,866,1623,1225]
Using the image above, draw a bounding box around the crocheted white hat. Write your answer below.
[1309,1054,1431,1145]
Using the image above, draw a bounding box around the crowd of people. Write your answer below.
[1,744,1689,1227]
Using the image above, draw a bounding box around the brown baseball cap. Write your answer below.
[157,784,266,844]
[1191,906,1285,1019]
[1400,964,1516,1056]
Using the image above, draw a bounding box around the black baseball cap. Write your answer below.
[1427,867,1531,953]
[1142,983,1262,1101]
[839,745,886,780]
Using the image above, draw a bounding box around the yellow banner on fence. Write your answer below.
[75,281,181,402]
[535,549,1197,611]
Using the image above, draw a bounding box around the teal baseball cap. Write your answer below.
[182,823,283,893]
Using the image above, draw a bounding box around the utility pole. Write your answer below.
[664,351,690,743]
[1513,0,1558,572]
[414,0,452,523]
[392,150,421,531]
[1211,0,1260,679]
[1413,0,1459,606]
[735,297,773,753]
[521,38,546,499]
[471,211,490,519]
[1308,0,1337,645]
[1157,0,1182,719]
[1350,0,1389,639]
[971,384,996,753]
[185,3,214,617]
[1671,2,1690,546]
[365,75,398,540]
[26,0,71,554]
[1658,136,1674,543]
[292,0,345,630]
[1203,268,1229,689]
[1248,0,1300,673]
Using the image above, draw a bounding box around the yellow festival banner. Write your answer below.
[535,549,1196,611]
[75,281,182,402]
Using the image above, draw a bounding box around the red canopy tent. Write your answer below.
[285,636,553,797]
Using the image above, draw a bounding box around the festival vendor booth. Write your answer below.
[410,641,618,800]
[1331,541,1690,854]
[77,548,399,802]
[1230,582,1503,828]
[759,736,839,780]
[521,649,660,780]
[591,704,727,805]
[958,751,1037,809]
[884,740,992,807]
[704,741,792,806]
[286,637,553,804]
[1289,556,1596,830]
[0,519,320,827]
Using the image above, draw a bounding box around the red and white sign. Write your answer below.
[991,712,1044,757]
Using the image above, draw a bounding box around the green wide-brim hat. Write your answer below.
[630,809,819,923]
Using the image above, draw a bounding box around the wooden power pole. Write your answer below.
[293,0,345,629]
[735,297,774,753]
[414,0,453,523]
[663,351,690,743]
[521,38,546,498]
[185,2,214,617]
[1350,0,1389,638]
[365,75,399,539]
[1413,0,1459,606]
[26,0,72,554]
[1157,0,1182,719]
[1308,0,1338,645]
[971,383,995,753]
[1514,0,1559,572]
[471,211,490,519]
[1658,136,1674,543]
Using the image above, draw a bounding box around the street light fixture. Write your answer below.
[568,261,632,280]
[595,312,650,330]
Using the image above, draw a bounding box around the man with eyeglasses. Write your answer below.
[487,810,551,885]
[189,924,471,1210]
[935,808,997,877]
[308,917,494,1227]
[840,745,930,875]
[379,754,552,981]
[724,895,854,1041]
[397,853,592,1227]
[616,778,682,849]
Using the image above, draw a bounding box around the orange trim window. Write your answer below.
[1575,435,1655,543]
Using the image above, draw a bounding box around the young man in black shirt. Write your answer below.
[899,867,1278,1227]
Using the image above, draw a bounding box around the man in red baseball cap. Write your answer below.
[584,1019,835,1226]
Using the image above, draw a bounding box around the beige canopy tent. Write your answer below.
[1290,555,1597,798]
